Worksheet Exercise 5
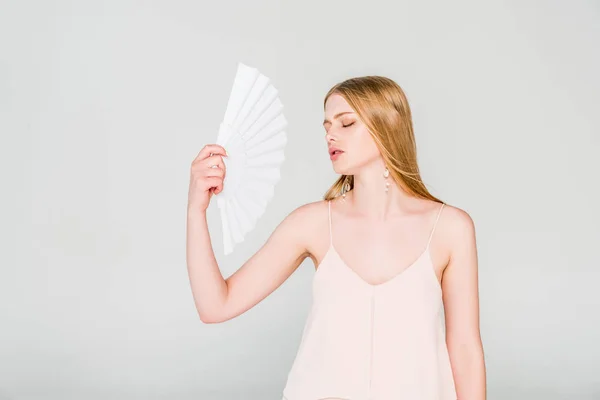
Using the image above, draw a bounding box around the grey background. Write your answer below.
[1,0,599,399]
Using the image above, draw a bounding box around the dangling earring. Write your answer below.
[341,176,351,201]
[383,167,390,193]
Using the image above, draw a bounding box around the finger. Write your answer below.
[191,156,224,178]
[193,144,228,164]
[204,154,226,170]
[205,164,225,178]
[204,162,225,193]
[203,175,222,191]
[215,177,224,194]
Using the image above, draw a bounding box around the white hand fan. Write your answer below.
[214,62,288,255]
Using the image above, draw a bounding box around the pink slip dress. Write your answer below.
[281,200,457,400]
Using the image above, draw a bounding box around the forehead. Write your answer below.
[324,93,353,116]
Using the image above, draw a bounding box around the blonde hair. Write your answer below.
[323,76,443,204]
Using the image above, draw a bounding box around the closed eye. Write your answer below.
[342,122,355,128]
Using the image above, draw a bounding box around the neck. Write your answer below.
[345,160,416,220]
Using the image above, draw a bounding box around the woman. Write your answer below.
[186,76,486,400]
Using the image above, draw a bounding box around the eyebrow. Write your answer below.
[322,111,355,126]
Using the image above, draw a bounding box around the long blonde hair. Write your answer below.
[323,76,443,204]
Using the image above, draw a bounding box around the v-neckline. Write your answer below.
[315,242,432,289]
[319,199,445,291]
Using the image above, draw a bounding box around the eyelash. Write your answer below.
[324,121,355,133]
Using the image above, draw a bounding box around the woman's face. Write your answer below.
[323,93,380,175]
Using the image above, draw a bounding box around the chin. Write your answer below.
[333,165,352,175]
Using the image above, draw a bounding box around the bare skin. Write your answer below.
[186,93,486,399]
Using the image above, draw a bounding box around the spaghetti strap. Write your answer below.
[327,200,333,246]
[426,202,445,248]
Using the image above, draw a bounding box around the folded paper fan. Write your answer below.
[214,62,288,255]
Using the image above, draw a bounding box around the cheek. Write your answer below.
[340,128,380,172]
[354,129,380,159]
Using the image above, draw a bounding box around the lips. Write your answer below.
[328,147,344,156]
[329,148,344,161]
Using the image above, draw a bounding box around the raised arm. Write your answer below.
[186,144,314,324]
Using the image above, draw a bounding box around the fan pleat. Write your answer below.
[246,152,285,167]
[240,97,283,141]
[247,132,287,156]
[229,196,254,238]
[240,181,274,207]
[246,117,288,149]
[223,65,259,126]
[215,62,287,255]
[245,166,281,184]
[235,190,265,220]
[236,85,278,135]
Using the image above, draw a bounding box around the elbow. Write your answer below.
[196,285,229,324]
[199,312,222,324]
[197,305,225,323]
[199,308,236,324]
[447,332,485,361]
[197,305,224,324]
[448,338,485,368]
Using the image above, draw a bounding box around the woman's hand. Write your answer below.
[188,144,227,213]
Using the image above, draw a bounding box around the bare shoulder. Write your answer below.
[440,203,476,240]
[282,199,329,260]
[280,198,328,247]
[284,198,327,227]
[287,198,327,219]
[437,203,477,261]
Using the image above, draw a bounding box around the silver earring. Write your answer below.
[342,178,351,200]
[384,167,390,193]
